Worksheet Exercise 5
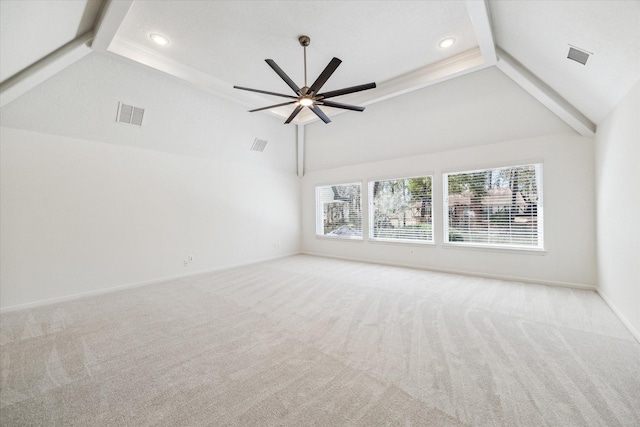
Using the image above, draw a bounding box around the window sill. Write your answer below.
[315,235,364,242]
[442,242,546,255]
[369,238,435,246]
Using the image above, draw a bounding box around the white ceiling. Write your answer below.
[1,0,638,131]
[116,1,477,89]
[0,0,102,82]
[490,0,640,124]
[102,0,491,124]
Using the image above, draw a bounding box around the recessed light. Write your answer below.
[439,37,456,49]
[150,33,169,46]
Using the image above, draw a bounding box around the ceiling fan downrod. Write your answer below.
[299,35,310,91]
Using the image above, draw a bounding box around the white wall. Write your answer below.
[0,128,300,309]
[304,67,575,172]
[0,53,296,162]
[301,66,595,288]
[0,53,300,309]
[302,133,596,289]
[595,80,640,340]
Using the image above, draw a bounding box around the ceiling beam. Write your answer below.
[297,125,305,177]
[465,0,497,65]
[496,47,596,137]
[0,31,93,108]
[466,0,595,136]
[92,0,134,52]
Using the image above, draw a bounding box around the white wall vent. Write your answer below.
[117,102,145,126]
[567,46,590,65]
[251,138,268,152]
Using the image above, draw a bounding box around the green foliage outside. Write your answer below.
[446,164,540,246]
[372,176,433,241]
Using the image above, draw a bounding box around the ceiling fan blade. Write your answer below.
[249,101,298,113]
[309,105,331,124]
[318,82,376,99]
[233,86,298,99]
[319,100,365,112]
[308,57,342,95]
[265,59,301,95]
[284,105,304,124]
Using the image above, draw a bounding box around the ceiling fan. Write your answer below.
[233,35,376,124]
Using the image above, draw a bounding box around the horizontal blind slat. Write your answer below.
[444,164,542,249]
[371,176,433,243]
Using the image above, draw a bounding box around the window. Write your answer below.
[316,183,362,239]
[369,176,433,243]
[444,164,543,249]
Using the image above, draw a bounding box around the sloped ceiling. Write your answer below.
[490,0,640,124]
[1,0,638,133]
[0,0,102,82]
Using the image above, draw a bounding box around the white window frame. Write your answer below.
[315,182,363,240]
[368,175,434,244]
[443,163,544,251]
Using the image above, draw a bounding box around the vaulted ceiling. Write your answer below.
[1,0,639,136]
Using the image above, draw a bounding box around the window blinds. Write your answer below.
[316,183,362,238]
[444,164,543,249]
[369,176,433,242]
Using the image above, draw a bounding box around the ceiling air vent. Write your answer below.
[117,102,145,126]
[567,46,590,65]
[250,138,268,152]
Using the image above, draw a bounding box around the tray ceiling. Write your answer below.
[97,0,494,124]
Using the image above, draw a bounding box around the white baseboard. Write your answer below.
[597,290,640,343]
[0,252,301,313]
[301,251,597,291]
[2,251,601,314]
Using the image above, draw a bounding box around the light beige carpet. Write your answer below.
[1,255,639,426]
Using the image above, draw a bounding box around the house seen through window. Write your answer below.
[444,164,543,249]
[316,183,362,238]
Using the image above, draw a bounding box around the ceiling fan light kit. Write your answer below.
[234,35,376,124]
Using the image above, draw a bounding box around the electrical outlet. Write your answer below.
[184,260,189,267]
[188,255,194,263]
